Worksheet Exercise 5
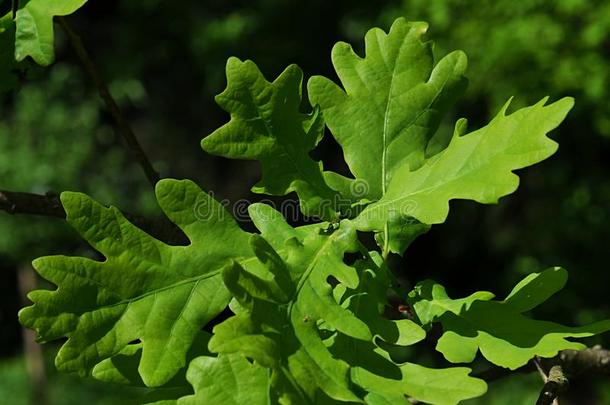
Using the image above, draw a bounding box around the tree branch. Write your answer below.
[560,345,610,376]
[472,346,609,404]
[0,189,187,245]
[56,16,160,188]
[0,190,64,218]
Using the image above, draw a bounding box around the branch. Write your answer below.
[0,190,64,218]
[560,345,610,376]
[56,16,160,188]
[471,346,609,404]
[0,189,187,245]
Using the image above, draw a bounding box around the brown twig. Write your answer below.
[0,189,187,245]
[536,365,568,405]
[56,16,160,188]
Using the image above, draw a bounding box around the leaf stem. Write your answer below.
[57,16,160,188]
[382,221,390,260]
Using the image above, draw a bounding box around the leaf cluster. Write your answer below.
[13,16,610,405]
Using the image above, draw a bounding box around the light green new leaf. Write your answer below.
[409,267,610,369]
[15,0,88,66]
[308,18,468,201]
[352,363,487,405]
[176,354,270,405]
[355,97,574,228]
[210,204,368,403]
[19,179,253,387]
[202,57,338,220]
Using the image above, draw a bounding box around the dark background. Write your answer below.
[1,0,609,403]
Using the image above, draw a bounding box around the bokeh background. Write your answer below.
[1,0,609,403]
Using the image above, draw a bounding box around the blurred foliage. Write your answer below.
[0,0,609,403]
[0,63,154,259]
[0,347,148,405]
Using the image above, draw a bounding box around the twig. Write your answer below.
[536,365,568,405]
[0,189,187,245]
[534,356,549,381]
[56,16,160,188]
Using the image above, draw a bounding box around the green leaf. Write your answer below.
[409,267,610,369]
[308,18,468,201]
[308,18,573,254]
[19,179,253,387]
[210,205,368,402]
[355,97,574,228]
[14,0,87,66]
[202,57,338,220]
[177,354,270,405]
[352,363,487,405]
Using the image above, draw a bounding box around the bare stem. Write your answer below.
[0,189,187,245]
[57,16,160,188]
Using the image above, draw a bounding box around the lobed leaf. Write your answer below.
[355,97,574,228]
[309,17,573,254]
[19,179,253,387]
[14,0,88,66]
[352,363,487,405]
[409,267,610,370]
[308,18,468,201]
[176,354,270,405]
[202,57,338,220]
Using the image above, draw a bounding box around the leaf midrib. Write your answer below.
[366,108,553,218]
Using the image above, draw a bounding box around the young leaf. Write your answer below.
[409,267,610,370]
[309,17,573,254]
[19,179,253,387]
[14,0,88,66]
[355,97,574,228]
[202,57,338,220]
[308,18,468,201]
